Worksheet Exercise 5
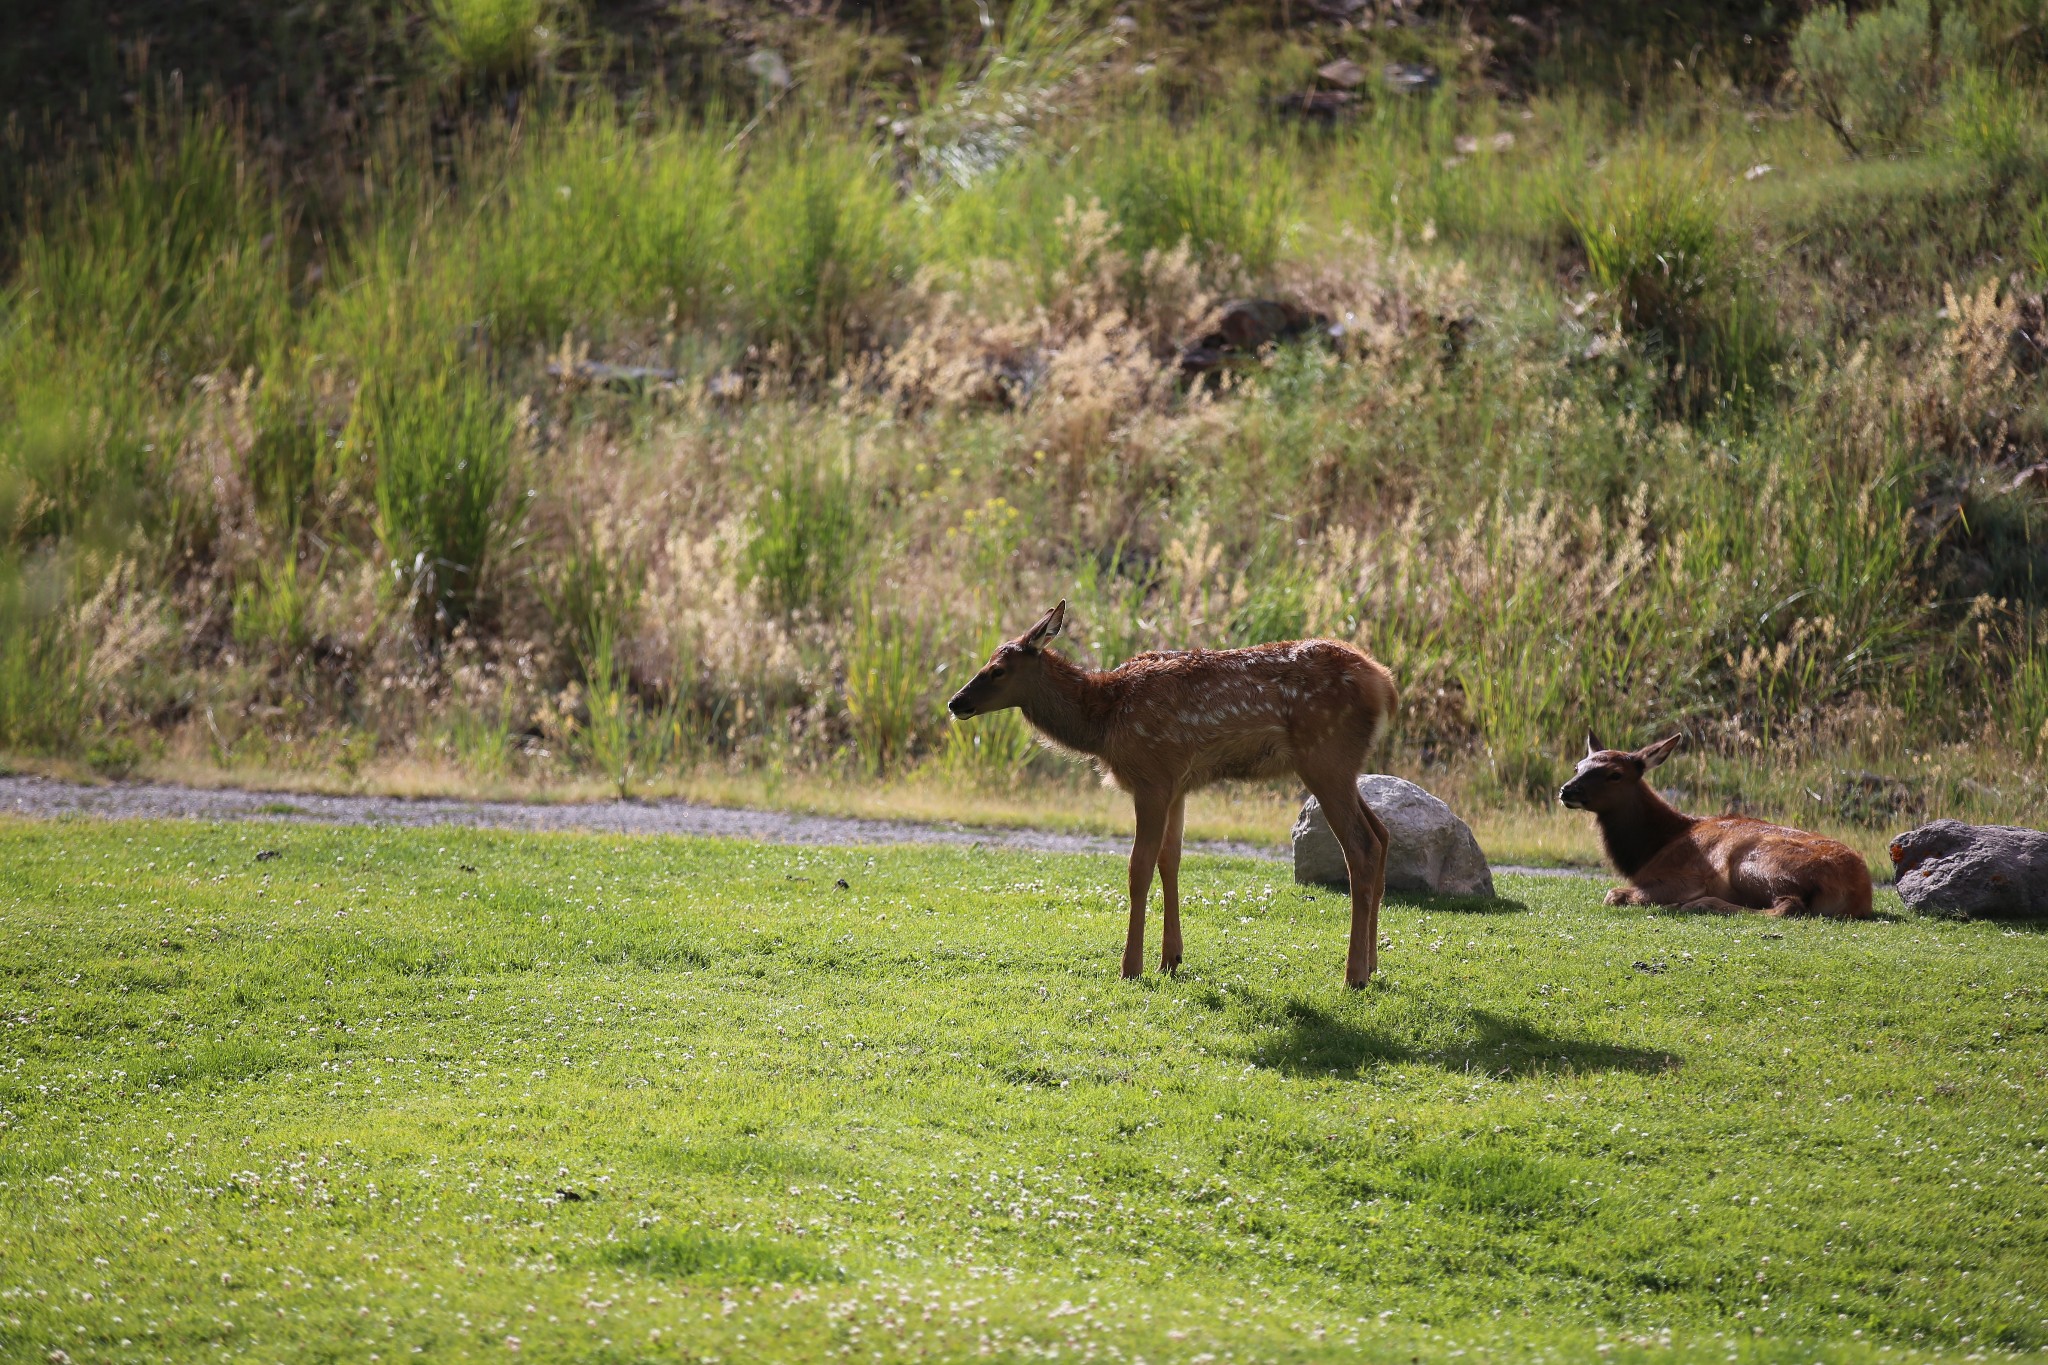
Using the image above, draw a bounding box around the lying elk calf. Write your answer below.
[946,601,1400,986]
[1559,733,1873,918]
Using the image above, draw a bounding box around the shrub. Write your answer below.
[230,557,314,656]
[244,356,334,539]
[736,137,904,365]
[1791,0,1979,156]
[741,459,862,617]
[0,579,88,753]
[431,0,557,85]
[0,348,163,550]
[843,607,935,775]
[1088,118,1289,285]
[2023,199,2048,281]
[472,114,734,340]
[1947,66,2033,188]
[353,364,519,633]
[1572,163,1779,412]
[12,116,288,379]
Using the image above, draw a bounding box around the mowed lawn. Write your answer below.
[0,820,2043,1364]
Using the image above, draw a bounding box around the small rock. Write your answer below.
[1382,62,1440,94]
[1889,820,2048,920]
[834,877,850,890]
[1317,58,1368,88]
[1293,775,1495,898]
[1632,960,1667,974]
[255,849,280,862]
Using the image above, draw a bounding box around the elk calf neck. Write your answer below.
[946,600,1399,986]
[1558,733,1873,918]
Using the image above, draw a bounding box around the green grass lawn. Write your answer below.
[1,819,2043,1364]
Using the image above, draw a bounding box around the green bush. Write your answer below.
[736,137,904,365]
[1087,118,1289,282]
[472,114,734,340]
[431,0,556,85]
[1791,0,1979,156]
[354,363,519,633]
[1947,66,2033,188]
[843,607,935,775]
[0,578,88,753]
[0,348,163,550]
[1572,163,1779,413]
[230,557,314,656]
[2023,199,2048,281]
[12,117,288,378]
[540,523,642,683]
[742,460,862,617]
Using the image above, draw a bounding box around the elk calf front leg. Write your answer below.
[1124,792,1170,980]
[1158,794,1187,975]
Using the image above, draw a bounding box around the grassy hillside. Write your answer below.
[2,819,2044,1362]
[1,0,2045,839]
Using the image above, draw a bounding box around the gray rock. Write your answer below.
[1294,775,1495,899]
[1889,820,2048,920]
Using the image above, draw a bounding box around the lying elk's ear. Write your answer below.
[1019,599,1067,652]
[1584,731,1603,758]
[1638,733,1684,770]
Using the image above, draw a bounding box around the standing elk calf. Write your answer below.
[1559,733,1873,918]
[946,601,1400,986]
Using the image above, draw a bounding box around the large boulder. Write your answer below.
[1889,820,2048,920]
[1294,775,1495,899]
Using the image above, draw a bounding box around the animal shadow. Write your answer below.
[1233,993,1679,1080]
[1385,889,1529,915]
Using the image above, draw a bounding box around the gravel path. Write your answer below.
[0,773,1590,877]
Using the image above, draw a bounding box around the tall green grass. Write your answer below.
[431,0,556,85]
[742,457,863,617]
[1572,157,1780,412]
[354,361,519,633]
[737,135,906,364]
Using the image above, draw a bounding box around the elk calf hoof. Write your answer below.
[1604,886,1644,906]
[1160,955,1182,976]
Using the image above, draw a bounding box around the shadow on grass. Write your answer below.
[1387,889,1530,915]
[1230,993,1679,1080]
[1302,885,1529,914]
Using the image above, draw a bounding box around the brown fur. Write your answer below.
[1558,733,1873,919]
[947,601,1399,986]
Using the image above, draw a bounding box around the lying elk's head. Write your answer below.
[1557,732,1684,811]
[946,600,1066,719]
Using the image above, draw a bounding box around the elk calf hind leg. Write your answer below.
[1304,776,1384,988]
[1358,798,1390,981]
[1158,795,1187,975]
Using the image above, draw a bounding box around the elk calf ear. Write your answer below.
[1020,599,1067,652]
[1638,733,1684,770]
[1585,731,1604,757]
